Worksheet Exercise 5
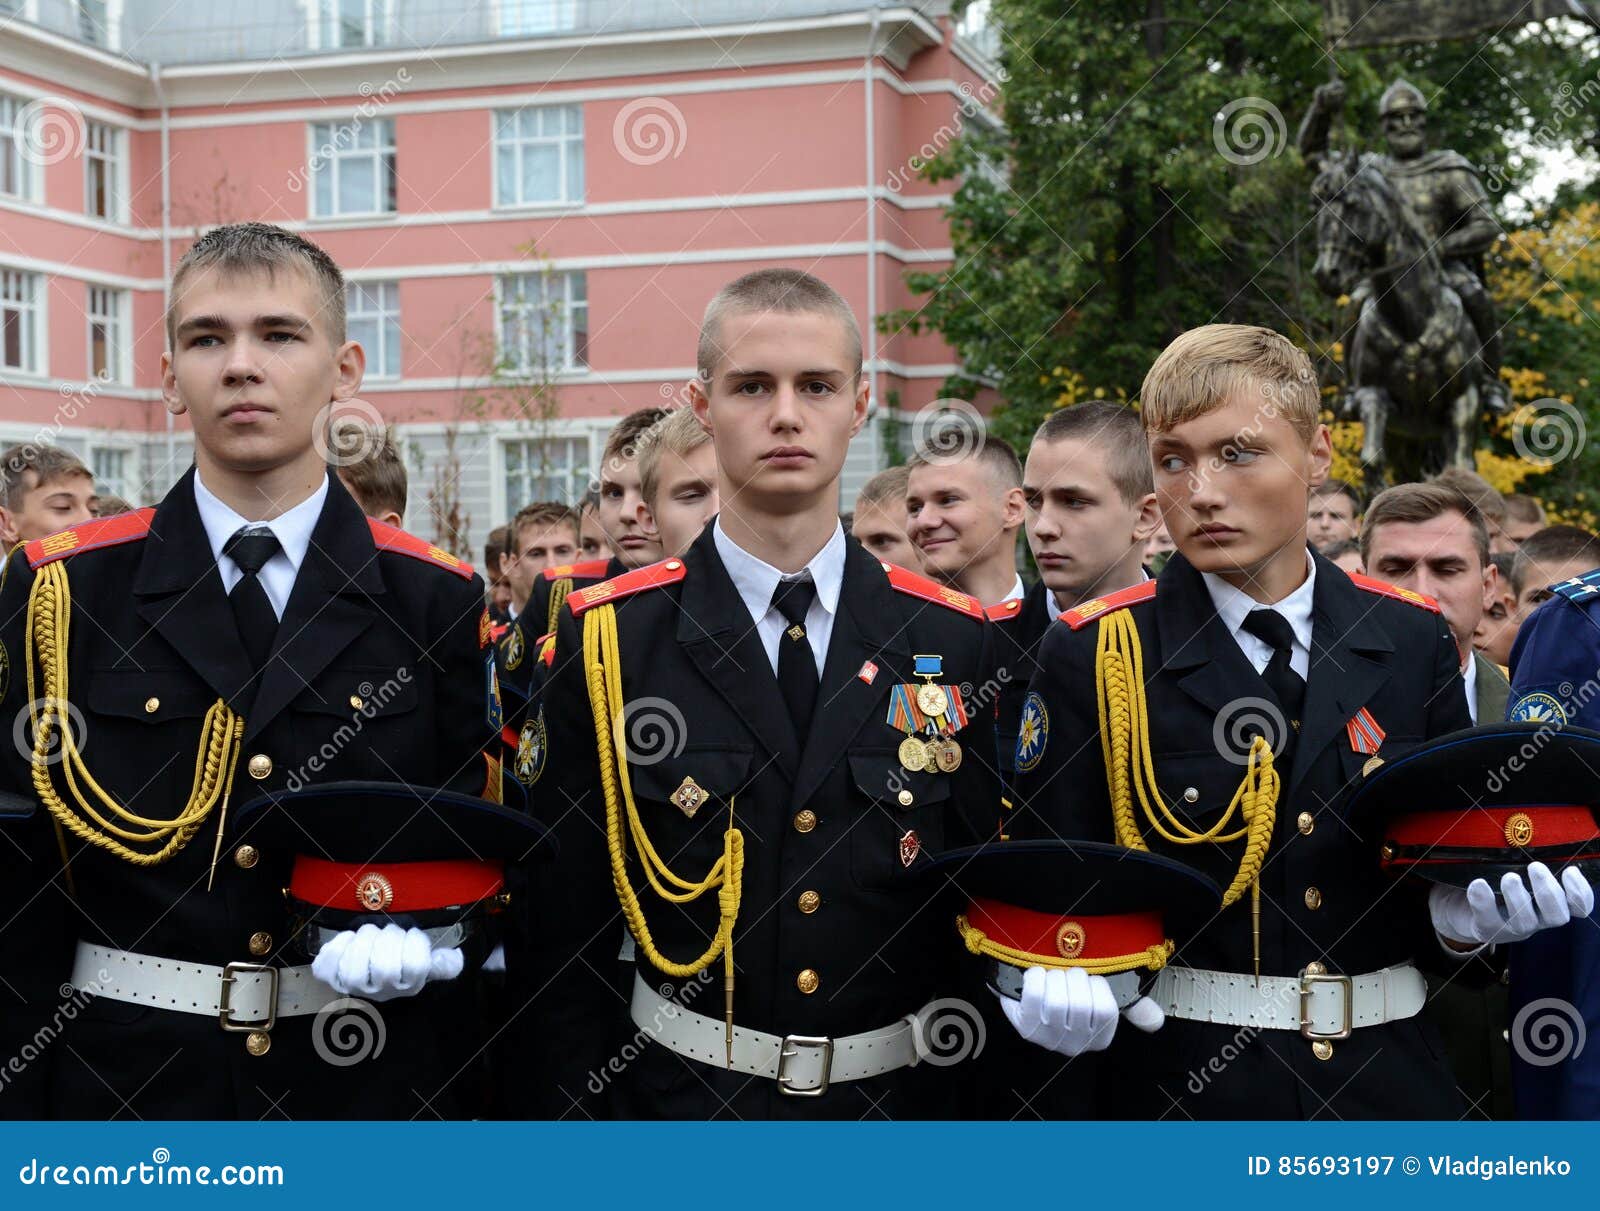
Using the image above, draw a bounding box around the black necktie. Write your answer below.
[224,526,282,671]
[1241,608,1306,733]
[771,577,819,743]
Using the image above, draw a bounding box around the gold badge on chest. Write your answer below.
[671,775,707,819]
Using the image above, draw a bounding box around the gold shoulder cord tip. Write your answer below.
[1094,609,1278,980]
[547,577,573,638]
[25,560,245,878]
[583,601,744,1067]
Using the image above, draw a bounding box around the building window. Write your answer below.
[503,435,590,507]
[494,104,583,207]
[86,285,127,382]
[310,118,397,217]
[89,445,134,502]
[0,93,34,201]
[1,269,41,374]
[84,121,125,221]
[310,0,395,49]
[495,0,578,37]
[347,281,401,379]
[497,272,587,373]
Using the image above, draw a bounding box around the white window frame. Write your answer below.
[492,0,579,38]
[491,103,584,209]
[87,440,137,503]
[306,0,396,50]
[75,0,124,51]
[0,267,44,376]
[494,271,588,375]
[499,430,595,512]
[85,284,129,384]
[82,119,127,222]
[308,117,397,219]
[345,280,401,380]
[0,92,38,204]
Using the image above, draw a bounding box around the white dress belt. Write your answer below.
[1151,962,1426,1038]
[629,971,932,1096]
[72,941,345,1029]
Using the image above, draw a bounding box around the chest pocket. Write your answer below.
[848,748,949,891]
[1149,752,1261,834]
[88,668,216,723]
[627,745,756,858]
[291,665,419,720]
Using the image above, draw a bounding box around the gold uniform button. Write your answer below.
[233,844,259,870]
[897,790,914,807]
[797,890,821,914]
[1311,1039,1334,1061]
[1297,811,1315,835]
[793,810,817,834]
[144,697,160,714]
[1182,787,1199,804]
[245,1031,272,1057]
[1303,960,1326,976]
[248,931,272,957]
[349,694,365,710]
[247,754,273,780]
[796,968,820,995]
[1304,887,1323,910]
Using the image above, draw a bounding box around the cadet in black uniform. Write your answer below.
[0,223,502,1120]
[1012,325,1493,1119]
[520,269,1001,1119]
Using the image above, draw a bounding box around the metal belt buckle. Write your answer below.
[219,962,279,1033]
[1299,971,1354,1040]
[776,1034,834,1097]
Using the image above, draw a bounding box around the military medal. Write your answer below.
[934,736,963,773]
[898,735,928,771]
[899,829,921,867]
[887,653,970,774]
[913,654,949,716]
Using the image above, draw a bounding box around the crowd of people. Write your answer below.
[0,220,1593,1122]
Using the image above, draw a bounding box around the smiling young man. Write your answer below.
[0,222,502,1121]
[523,268,999,1120]
[1009,325,1583,1120]
[906,435,1025,608]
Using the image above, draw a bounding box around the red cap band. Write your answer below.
[1384,805,1598,859]
[290,856,505,913]
[967,898,1164,963]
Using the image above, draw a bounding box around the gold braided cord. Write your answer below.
[583,602,743,981]
[956,913,1173,975]
[547,577,573,637]
[1096,608,1277,909]
[25,559,245,866]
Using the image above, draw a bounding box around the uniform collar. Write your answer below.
[712,516,846,626]
[1001,574,1026,605]
[1201,548,1317,655]
[193,468,328,577]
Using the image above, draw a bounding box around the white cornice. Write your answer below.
[0,16,149,109]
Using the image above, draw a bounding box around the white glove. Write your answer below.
[999,966,1165,1058]
[481,942,506,973]
[1429,862,1595,947]
[311,922,465,1002]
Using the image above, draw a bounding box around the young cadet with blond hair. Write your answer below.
[0,445,97,547]
[1011,325,1584,1119]
[850,464,920,570]
[0,222,504,1120]
[636,405,718,557]
[521,268,1000,1119]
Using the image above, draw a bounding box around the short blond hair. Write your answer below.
[697,268,861,383]
[855,464,911,512]
[638,408,712,506]
[1140,324,1320,443]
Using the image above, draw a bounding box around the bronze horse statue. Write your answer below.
[1311,151,1482,491]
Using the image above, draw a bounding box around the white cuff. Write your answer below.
[1435,929,1491,960]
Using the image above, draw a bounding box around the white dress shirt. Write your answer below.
[193,471,328,620]
[1201,551,1317,680]
[1463,650,1480,725]
[713,517,846,678]
[1000,574,1026,605]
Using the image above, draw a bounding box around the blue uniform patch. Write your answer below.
[1508,691,1567,726]
[1015,691,1049,773]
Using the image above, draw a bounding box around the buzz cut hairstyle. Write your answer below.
[1139,324,1321,442]
[1359,481,1489,569]
[1503,493,1546,527]
[1511,524,1600,597]
[638,407,713,507]
[510,501,578,553]
[1428,467,1506,525]
[696,268,863,385]
[855,463,912,512]
[906,434,1023,491]
[601,407,671,472]
[1310,477,1361,512]
[332,422,407,519]
[168,222,346,349]
[1,443,92,510]
[1031,400,1154,506]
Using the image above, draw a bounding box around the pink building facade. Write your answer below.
[0,1,1000,556]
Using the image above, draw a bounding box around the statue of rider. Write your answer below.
[1299,77,1509,414]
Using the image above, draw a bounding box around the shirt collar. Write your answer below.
[193,470,329,574]
[713,516,846,621]
[1202,549,1318,653]
[1002,574,1026,605]
[1463,649,1479,721]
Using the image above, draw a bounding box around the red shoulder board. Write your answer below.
[1061,580,1158,631]
[26,508,156,568]
[985,598,1025,623]
[538,631,557,667]
[367,518,474,580]
[490,621,510,642]
[1348,571,1441,613]
[545,559,611,581]
[882,563,984,621]
[568,558,686,617]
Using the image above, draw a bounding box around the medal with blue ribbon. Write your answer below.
[887,654,969,773]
